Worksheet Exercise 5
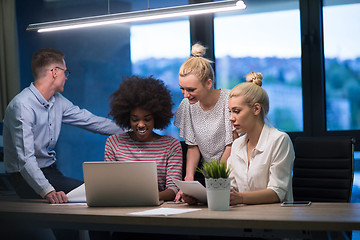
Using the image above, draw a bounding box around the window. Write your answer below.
[130,20,190,138]
[323,1,360,131]
[323,0,360,204]
[214,2,303,132]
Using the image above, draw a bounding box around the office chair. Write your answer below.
[180,141,205,186]
[293,136,355,203]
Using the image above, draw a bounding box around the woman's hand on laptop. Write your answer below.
[45,190,68,204]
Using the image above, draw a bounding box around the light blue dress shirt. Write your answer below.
[3,83,121,197]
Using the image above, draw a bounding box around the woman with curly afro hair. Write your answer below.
[105,75,183,201]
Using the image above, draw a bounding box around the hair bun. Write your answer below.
[246,72,263,87]
[191,43,206,57]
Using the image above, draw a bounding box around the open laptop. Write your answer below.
[83,161,160,207]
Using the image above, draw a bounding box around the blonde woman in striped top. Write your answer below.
[105,75,183,201]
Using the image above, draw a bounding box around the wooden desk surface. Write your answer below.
[1,197,360,235]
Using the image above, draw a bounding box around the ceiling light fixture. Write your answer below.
[26,0,246,32]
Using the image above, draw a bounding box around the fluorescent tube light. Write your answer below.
[26,0,246,32]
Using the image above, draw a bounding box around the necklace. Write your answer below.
[132,141,146,153]
[127,132,144,153]
[128,131,157,153]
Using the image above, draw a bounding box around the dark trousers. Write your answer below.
[9,164,83,198]
[9,165,83,240]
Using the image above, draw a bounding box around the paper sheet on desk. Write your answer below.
[51,184,87,205]
[67,183,86,202]
[173,179,207,203]
[51,202,87,206]
[129,208,201,216]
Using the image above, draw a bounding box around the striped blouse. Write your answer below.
[104,132,183,194]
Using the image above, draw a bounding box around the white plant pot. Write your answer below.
[205,178,230,211]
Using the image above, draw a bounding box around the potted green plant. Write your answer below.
[197,160,232,211]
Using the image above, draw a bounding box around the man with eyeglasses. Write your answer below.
[2,48,122,239]
[2,48,121,204]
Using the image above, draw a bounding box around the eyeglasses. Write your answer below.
[52,66,70,77]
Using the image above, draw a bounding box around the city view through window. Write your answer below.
[323,3,360,131]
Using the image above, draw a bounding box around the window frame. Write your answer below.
[299,0,360,150]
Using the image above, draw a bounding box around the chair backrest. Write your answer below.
[0,122,3,162]
[292,136,355,202]
[180,141,205,186]
[180,141,188,180]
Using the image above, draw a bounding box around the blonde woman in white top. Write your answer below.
[174,43,234,200]
[228,72,294,205]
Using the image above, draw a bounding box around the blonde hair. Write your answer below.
[179,43,214,86]
[230,72,269,122]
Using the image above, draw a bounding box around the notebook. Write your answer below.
[83,161,160,207]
